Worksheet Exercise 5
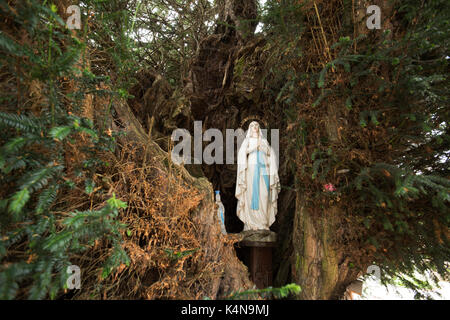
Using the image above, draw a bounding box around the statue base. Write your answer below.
[234,230,277,289]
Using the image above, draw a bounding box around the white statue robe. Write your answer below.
[235,128,280,231]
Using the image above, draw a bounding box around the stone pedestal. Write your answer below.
[235,230,277,289]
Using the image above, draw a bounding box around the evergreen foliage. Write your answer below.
[261,0,449,294]
[0,0,129,299]
[227,283,301,300]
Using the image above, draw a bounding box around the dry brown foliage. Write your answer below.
[68,120,252,299]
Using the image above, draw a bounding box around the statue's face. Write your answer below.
[250,122,259,137]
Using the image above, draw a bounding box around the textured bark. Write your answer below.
[128,69,191,140]
[292,199,348,299]
[187,0,258,120]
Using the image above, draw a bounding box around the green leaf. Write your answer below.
[363,217,371,229]
[345,96,352,110]
[359,118,367,128]
[0,112,41,133]
[383,219,394,231]
[101,267,111,279]
[392,57,400,65]
[9,188,30,215]
[21,166,62,193]
[85,179,95,195]
[77,127,98,139]
[106,193,127,209]
[36,184,59,214]
[43,232,72,252]
[318,67,327,88]
[3,137,27,153]
[49,126,72,140]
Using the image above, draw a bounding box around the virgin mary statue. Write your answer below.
[235,121,280,231]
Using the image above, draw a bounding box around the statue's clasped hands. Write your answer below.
[247,142,270,157]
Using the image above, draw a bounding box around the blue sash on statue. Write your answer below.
[251,150,270,210]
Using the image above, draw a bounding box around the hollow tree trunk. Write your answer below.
[291,84,360,300]
[292,198,350,299]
